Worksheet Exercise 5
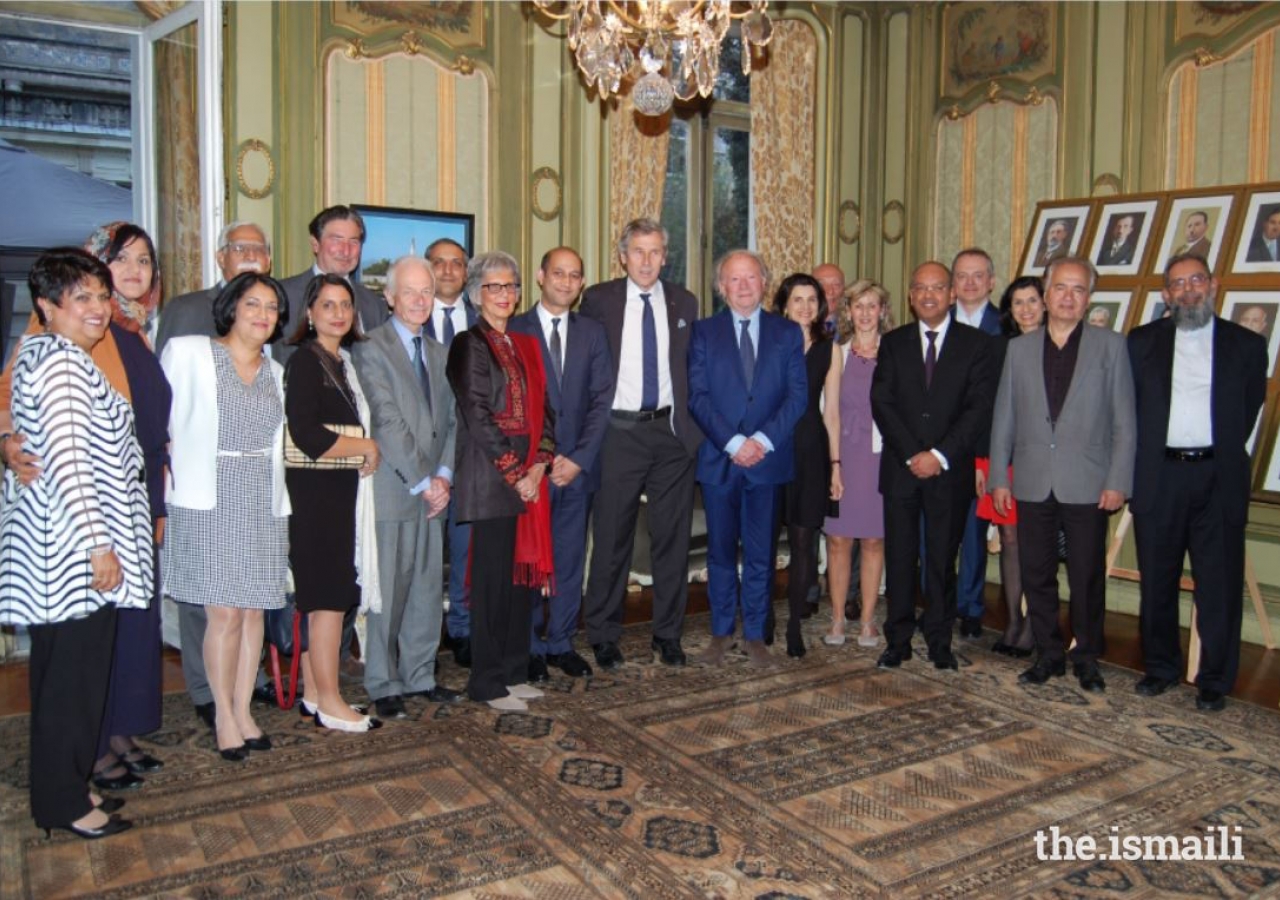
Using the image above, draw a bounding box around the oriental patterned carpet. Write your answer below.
[4,610,1280,899]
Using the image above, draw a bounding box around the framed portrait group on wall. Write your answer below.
[1018,181,1280,502]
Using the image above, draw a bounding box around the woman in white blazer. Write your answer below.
[161,273,291,763]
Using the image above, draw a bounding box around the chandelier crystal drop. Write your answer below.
[532,1,772,116]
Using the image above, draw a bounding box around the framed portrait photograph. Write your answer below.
[1084,291,1135,333]
[1231,189,1280,274]
[1220,291,1280,377]
[1020,203,1091,276]
[1153,193,1233,273]
[1135,289,1170,327]
[1088,199,1159,276]
[351,204,475,293]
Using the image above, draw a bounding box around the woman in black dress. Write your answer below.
[774,273,843,658]
[284,275,383,731]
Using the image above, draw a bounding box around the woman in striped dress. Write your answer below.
[0,249,152,839]
[162,273,291,762]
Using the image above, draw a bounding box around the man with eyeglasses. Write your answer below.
[276,205,389,365]
[871,261,993,672]
[425,237,479,667]
[989,256,1135,693]
[1127,253,1267,711]
[156,221,273,355]
[579,217,702,671]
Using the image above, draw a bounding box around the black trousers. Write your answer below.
[466,516,535,702]
[1018,495,1109,665]
[27,604,116,829]
[584,417,695,644]
[1134,458,1244,693]
[883,477,969,656]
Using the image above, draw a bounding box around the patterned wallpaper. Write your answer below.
[933,99,1058,287]
[1167,26,1280,188]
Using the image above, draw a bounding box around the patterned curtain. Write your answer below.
[138,1,203,302]
[608,95,670,276]
[1167,27,1280,188]
[749,19,817,290]
[933,100,1059,287]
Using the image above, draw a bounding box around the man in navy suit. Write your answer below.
[950,248,1003,641]
[510,248,615,681]
[579,218,702,670]
[688,250,807,668]
[425,237,480,667]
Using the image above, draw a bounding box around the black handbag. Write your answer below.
[264,597,308,709]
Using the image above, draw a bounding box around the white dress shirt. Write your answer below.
[917,317,953,469]
[613,279,673,411]
[1166,317,1214,448]
[430,298,466,345]
[954,301,991,329]
[535,302,566,375]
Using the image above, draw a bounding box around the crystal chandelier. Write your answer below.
[531,1,773,116]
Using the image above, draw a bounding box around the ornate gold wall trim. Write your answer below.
[882,200,905,244]
[943,81,1049,121]
[235,138,275,200]
[365,59,386,204]
[1249,31,1274,181]
[1010,107,1029,270]
[531,166,562,222]
[838,200,861,244]
[1175,64,1198,189]
[1091,173,1122,196]
[437,73,457,209]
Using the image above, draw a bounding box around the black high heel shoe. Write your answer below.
[121,751,163,774]
[92,770,144,792]
[45,815,132,840]
[243,735,272,752]
[218,745,248,762]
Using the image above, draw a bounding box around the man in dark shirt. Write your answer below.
[988,257,1136,692]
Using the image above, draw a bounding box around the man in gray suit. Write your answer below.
[989,256,1136,692]
[155,221,271,355]
[276,205,389,366]
[353,255,462,719]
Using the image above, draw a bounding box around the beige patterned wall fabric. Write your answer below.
[933,100,1058,287]
[749,19,817,292]
[607,95,670,276]
[1167,27,1280,188]
[327,52,488,244]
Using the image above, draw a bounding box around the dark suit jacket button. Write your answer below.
[922,412,931,419]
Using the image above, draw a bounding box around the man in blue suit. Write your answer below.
[950,248,1002,641]
[688,250,807,668]
[425,237,480,667]
[510,247,615,681]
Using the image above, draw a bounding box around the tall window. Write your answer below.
[660,34,752,314]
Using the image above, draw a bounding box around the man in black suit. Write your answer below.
[156,221,272,355]
[425,237,480,666]
[276,205,389,365]
[1247,206,1280,262]
[1128,253,1268,711]
[870,261,993,671]
[579,217,701,670]
[1096,214,1138,267]
[510,247,615,681]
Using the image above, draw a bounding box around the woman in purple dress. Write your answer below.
[824,280,892,648]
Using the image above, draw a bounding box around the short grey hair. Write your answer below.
[218,220,270,254]
[466,250,521,299]
[951,247,994,276]
[1043,256,1097,294]
[385,254,434,297]
[713,249,771,297]
[617,217,668,258]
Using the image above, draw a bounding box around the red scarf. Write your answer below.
[480,328,555,592]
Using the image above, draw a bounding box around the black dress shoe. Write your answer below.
[1073,661,1106,693]
[193,702,215,729]
[991,641,1013,656]
[1019,658,1066,684]
[46,814,132,840]
[92,770,144,792]
[452,638,472,668]
[218,745,248,762]
[419,685,464,704]
[876,646,912,669]
[243,735,272,752]
[929,648,959,670]
[252,682,279,707]
[1007,645,1033,659]
[961,616,983,638]
[374,695,408,719]
[651,637,686,667]
[1135,674,1178,697]
[528,655,550,684]
[547,650,593,678]
[1196,688,1226,711]
[785,623,806,659]
[121,751,163,774]
[592,641,624,671]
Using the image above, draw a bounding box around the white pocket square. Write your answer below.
[677,318,687,329]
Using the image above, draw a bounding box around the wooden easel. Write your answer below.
[1105,507,1274,686]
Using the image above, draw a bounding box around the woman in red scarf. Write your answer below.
[446,250,555,711]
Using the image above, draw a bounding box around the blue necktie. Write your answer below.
[924,330,938,388]
[413,335,433,413]
[443,305,456,345]
[739,319,755,386]
[640,292,658,410]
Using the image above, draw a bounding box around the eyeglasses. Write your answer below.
[481,282,521,296]
[226,242,268,255]
[1167,273,1210,291]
